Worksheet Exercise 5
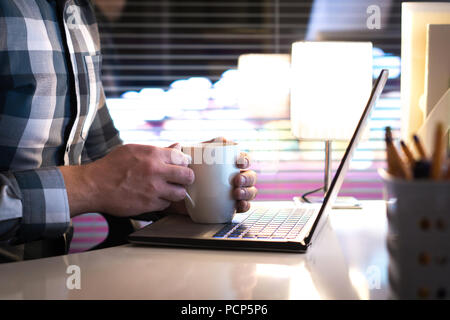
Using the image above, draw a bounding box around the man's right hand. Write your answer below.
[60,144,194,218]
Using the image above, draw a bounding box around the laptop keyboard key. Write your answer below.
[212,207,314,240]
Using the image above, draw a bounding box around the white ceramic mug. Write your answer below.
[182,142,240,224]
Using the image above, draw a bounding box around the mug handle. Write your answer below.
[185,191,196,207]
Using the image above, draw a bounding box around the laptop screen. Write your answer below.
[306,69,389,244]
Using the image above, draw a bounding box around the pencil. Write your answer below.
[430,123,445,180]
[412,134,428,160]
[385,127,411,179]
[446,159,450,180]
[400,140,415,168]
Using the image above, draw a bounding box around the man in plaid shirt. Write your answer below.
[0,0,257,260]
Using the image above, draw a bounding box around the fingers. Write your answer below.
[163,164,195,186]
[236,152,250,169]
[159,182,188,202]
[236,200,251,213]
[233,186,257,201]
[233,171,257,210]
[234,170,257,187]
[153,198,171,212]
[168,143,181,149]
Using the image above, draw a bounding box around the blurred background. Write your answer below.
[69,0,425,252]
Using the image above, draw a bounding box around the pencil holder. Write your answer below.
[380,169,450,299]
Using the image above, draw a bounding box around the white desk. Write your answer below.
[0,201,389,299]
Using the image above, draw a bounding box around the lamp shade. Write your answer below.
[237,54,291,119]
[290,41,372,141]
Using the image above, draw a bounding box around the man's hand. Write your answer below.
[60,144,194,217]
[164,149,257,215]
[234,151,257,212]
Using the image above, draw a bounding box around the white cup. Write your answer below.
[182,142,240,224]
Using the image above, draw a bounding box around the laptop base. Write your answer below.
[129,214,309,253]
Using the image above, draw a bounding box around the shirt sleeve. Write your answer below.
[0,167,70,243]
[81,87,123,164]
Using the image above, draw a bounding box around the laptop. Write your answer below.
[129,69,389,253]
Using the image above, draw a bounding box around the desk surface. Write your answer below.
[0,201,389,300]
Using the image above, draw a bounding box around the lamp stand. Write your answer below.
[294,140,362,209]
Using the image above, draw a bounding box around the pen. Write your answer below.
[412,134,428,160]
[413,160,431,179]
[385,127,410,179]
[400,140,415,168]
[430,122,445,180]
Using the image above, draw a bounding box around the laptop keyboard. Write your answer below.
[213,207,315,240]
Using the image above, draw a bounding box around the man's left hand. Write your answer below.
[233,152,257,212]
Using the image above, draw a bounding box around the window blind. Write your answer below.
[97,0,403,96]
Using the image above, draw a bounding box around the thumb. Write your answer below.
[168,142,181,150]
[167,142,191,165]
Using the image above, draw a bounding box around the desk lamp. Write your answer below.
[237,54,291,119]
[290,41,372,207]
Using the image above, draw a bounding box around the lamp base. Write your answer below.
[293,196,362,209]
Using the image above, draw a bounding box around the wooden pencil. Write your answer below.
[412,134,428,160]
[400,140,415,168]
[430,122,444,180]
[430,123,444,180]
[446,159,450,180]
[385,127,411,179]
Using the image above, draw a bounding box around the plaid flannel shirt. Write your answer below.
[0,0,122,243]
